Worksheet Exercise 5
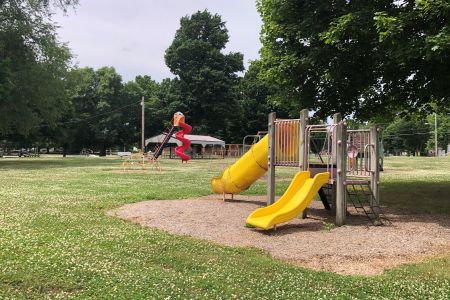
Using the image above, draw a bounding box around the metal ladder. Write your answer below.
[151,125,176,159]
[345,181,390,225]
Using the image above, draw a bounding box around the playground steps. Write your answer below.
[345,181,389,225]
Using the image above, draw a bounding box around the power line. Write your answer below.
[383,131,450,139]
[32,100,142,129]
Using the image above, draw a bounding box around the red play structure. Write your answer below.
[173,112,192,162]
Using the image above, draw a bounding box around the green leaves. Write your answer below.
[0,0,76,135]
[374,12,403,42]
[320,13,355,46]
[384,116,431,155]
[258,0,450,121]
[164,10,244,141]
[426,26,450,53]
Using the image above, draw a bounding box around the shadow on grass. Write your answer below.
[381,181,450,215]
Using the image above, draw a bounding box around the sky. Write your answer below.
[54,0,263,82]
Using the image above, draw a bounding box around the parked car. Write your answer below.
[9,149,30,157]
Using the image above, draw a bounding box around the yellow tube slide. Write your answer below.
[246,171,330,230]
[211,135,268,194]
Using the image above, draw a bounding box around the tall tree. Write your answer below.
[67,67,126,156]
[165,10,244,141]
[121,75,165,148]
[93,67,124,156]
[0,0,77,135]
[257,0,450,120]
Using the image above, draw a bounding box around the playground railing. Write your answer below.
[274,119,301,166]
[305,124,338,183]
[347,129,373,178]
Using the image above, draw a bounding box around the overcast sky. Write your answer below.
[54,0,262,82]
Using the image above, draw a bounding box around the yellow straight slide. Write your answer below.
[246,171,330,230]
[211,135,268,194]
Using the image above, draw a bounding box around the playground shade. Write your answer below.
[211,135,268,194]
[246,171,330,230]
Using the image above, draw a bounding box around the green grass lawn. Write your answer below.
[0,156,449,299]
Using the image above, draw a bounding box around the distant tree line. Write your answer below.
[382,112,450,155]
[1,1,448,155]
[0,5,278,154]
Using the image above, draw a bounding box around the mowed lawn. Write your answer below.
[0,156,449,299]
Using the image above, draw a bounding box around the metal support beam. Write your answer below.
[332,113,341,165]
[267,112,276,205]
[141,96,145,153]
[299,109,309,219]
[435,113,438,157]
[335,118,347,226]
[370,125,380,216]
[299,109,309,171]
[331,113,341,217]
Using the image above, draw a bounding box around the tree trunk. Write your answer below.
[62,143,68,158]
[100,144,107,157]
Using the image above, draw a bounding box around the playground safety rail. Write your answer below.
[347,129,373,178]
[304,124,338,184]
[274,119,301,167]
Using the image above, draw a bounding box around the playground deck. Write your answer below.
[109,195,450,276]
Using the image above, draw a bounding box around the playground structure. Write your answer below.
[147,112,192,162]
[147,134,224,159]
[211,135,268,196]
[173,112,192,162]
[121,151,162,171]
[219,132,266,159]
[212,109,384,229]
[121,112,192,170]
[242,131,266,154]
[222,144,242,158]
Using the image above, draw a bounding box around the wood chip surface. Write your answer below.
[109,195,450,275]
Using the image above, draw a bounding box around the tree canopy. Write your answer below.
[165,10,244,140]
[0,0,77,135]
[257,0,450,120]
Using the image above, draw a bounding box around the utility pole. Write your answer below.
[435,112,438,157]
[141,96,145,153]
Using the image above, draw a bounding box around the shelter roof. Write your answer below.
[145,134,225,147]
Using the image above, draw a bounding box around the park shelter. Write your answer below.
[145,134,225,159]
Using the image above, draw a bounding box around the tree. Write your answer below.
[120,81,143,149]
[165,10,244,141]
[67,67,126,156]
[66,67,98,153]
[383,117,431,155]
[134,75,167,139]
[257,0,450,121]
[121,75,165,149]
[426,112,450,151]
[436,114,450,150]
[92,67,124,156]
[0,0,77,135]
